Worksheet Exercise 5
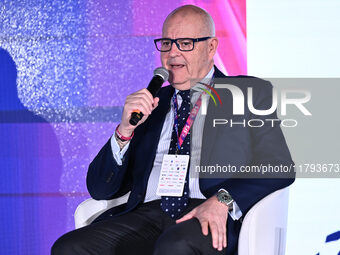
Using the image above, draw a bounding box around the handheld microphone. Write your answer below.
[129,67,169,126]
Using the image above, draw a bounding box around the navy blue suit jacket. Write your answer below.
[87,66,295,221]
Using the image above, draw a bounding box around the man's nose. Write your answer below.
[168,42,181,57]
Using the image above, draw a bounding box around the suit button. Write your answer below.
[137,194,142,199]
[105,172,114,183]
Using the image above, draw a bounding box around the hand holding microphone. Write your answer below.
[118,67,169,138]
[129,67,169,125]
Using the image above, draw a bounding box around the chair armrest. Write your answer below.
[238,187,289,255]
[74,192,130,229]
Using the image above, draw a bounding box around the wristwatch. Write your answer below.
[216,190,234,212]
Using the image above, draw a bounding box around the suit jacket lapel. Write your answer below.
[200,66,226,166]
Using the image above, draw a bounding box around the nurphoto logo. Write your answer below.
[193,81,312,128]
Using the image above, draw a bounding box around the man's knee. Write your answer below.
[153,228,194,255]
[51,233,76,255]
[51,230,92,255]
[154,237,193,255]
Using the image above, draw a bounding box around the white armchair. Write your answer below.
[74,187,289,255]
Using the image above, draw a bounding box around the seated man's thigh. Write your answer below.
[153,217,240,255]
[51,208,163,255]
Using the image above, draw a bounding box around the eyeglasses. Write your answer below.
[154,37,211,52]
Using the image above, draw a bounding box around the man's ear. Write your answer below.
[208,37,218,57]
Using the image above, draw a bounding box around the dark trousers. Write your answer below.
[51,199,240,255]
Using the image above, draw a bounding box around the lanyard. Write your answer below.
[172,91,203,153]
[172,74,215,153]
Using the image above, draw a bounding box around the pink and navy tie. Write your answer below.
[161,90,191,219]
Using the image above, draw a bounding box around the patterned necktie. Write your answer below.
[161,90,191,219]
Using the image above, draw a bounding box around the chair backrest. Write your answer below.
[238,187,289,255]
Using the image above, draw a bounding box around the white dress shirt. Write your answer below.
[110,67,242,220]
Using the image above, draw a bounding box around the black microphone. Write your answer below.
[129,67,169,126]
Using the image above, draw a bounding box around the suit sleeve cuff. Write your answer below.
[110,135,130,165]
[218,188,243,221]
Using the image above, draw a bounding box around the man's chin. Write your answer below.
[171,80,191,90]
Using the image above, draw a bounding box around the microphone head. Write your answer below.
[154,67,169,81]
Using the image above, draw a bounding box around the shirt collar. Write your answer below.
[175,66,214,95]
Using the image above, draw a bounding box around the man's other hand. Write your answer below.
[176,196,229,251]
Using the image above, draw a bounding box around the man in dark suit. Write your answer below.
[52,4,294,255]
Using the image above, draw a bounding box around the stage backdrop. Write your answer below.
[247,1,340,254]
[0,0,246,254]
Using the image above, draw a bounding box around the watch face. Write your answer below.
[223,194,231,201]
[218,191,233,204]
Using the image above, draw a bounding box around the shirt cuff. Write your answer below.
[218,188,243,221]
[110,135,130,165]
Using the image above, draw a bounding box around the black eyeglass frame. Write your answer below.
[154,37,212,52]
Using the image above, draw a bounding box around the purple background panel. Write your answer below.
[0,0,246,254]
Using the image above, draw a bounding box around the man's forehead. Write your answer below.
[162,15,205,37]
[162,24,198,38]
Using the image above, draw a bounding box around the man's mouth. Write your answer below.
[170,64,185,69]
